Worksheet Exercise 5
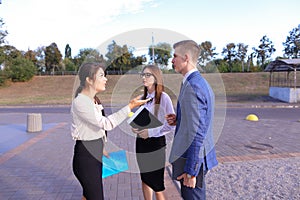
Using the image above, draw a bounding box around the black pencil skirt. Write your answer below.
[136,135,166,192]
[72,138,104,200]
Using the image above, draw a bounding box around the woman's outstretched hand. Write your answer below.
[128,95,151,110]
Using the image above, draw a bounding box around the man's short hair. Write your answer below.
[173,40,200,63]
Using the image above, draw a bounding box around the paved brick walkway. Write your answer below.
[0,112,182,200]
[0,104,299,199]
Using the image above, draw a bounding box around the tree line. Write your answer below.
[0,17,299,86]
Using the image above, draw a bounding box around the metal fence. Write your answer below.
[269,71,300,88]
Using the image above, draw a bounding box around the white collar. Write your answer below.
[147,91,155,98]
[183,68,197,84]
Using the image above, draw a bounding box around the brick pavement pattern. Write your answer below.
[0,112,182,200]
[1,103,300,199]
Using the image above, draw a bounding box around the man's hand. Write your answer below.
[165,113,176,126]
[132,128,149,139]
[177,173,196,188]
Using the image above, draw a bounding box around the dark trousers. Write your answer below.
[180,164,206,200]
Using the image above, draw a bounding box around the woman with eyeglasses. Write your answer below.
[71,62,150,200]
[132,65,175,200]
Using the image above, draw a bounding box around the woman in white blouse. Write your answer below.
[132,65,175,200]
[71,62,149,200]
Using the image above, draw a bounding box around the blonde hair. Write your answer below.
[173,40,200,64]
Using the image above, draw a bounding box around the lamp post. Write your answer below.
[152,32,155,64]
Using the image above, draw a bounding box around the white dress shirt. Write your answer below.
[71,93,130,141]
[183,68,198,84]
[144,91,175,138]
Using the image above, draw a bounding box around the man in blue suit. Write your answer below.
[166,40,218,199]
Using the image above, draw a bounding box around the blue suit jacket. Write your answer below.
[169,71,218,177]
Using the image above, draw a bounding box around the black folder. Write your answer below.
[127,106,163,129]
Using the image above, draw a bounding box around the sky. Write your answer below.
[1,0,299,59]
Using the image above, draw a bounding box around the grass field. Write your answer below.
[0,72,271,106]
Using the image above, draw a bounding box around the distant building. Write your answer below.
[265,59,300,103]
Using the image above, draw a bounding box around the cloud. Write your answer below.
[64,0,156,26]
[1,0,156,53]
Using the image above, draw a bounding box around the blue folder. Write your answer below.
[102,150,129,178]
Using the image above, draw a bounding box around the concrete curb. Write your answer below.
[223,102,300,108]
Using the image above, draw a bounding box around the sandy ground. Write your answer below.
[206,157,300,200]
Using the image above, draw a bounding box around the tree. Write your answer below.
[148,42,172,66]
[253,35,276,69]
[106,41,140,74]
[0,18,8,45]
[0,70,6,86]
[222,43,237,72]
[45,42,63,74]
[24,49,38,67]
[4,56,36,82]
[283,25,300,58]
[214,58,230,73]
[246,52,255,72]
[65,44,72,59]
[130,55,146,70]
[236,43,248,72]
[0,45,23,84]
[0,45,22,63]
[198,41,217,65]
[106,40,122,63]
[35,46,46,73]
[63,58,76,72]
[74,48,105,70]
[63,44,76,73]
[113,51,132,74]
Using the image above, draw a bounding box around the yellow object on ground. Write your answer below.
[246,114,259,121]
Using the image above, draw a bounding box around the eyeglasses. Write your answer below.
[140,73,153,78]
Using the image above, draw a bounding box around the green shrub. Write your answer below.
[201,62,219,73]
[5,57,36,82]
[0,70,8,86]
[217,62,230,73]
[63,58,77,71]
